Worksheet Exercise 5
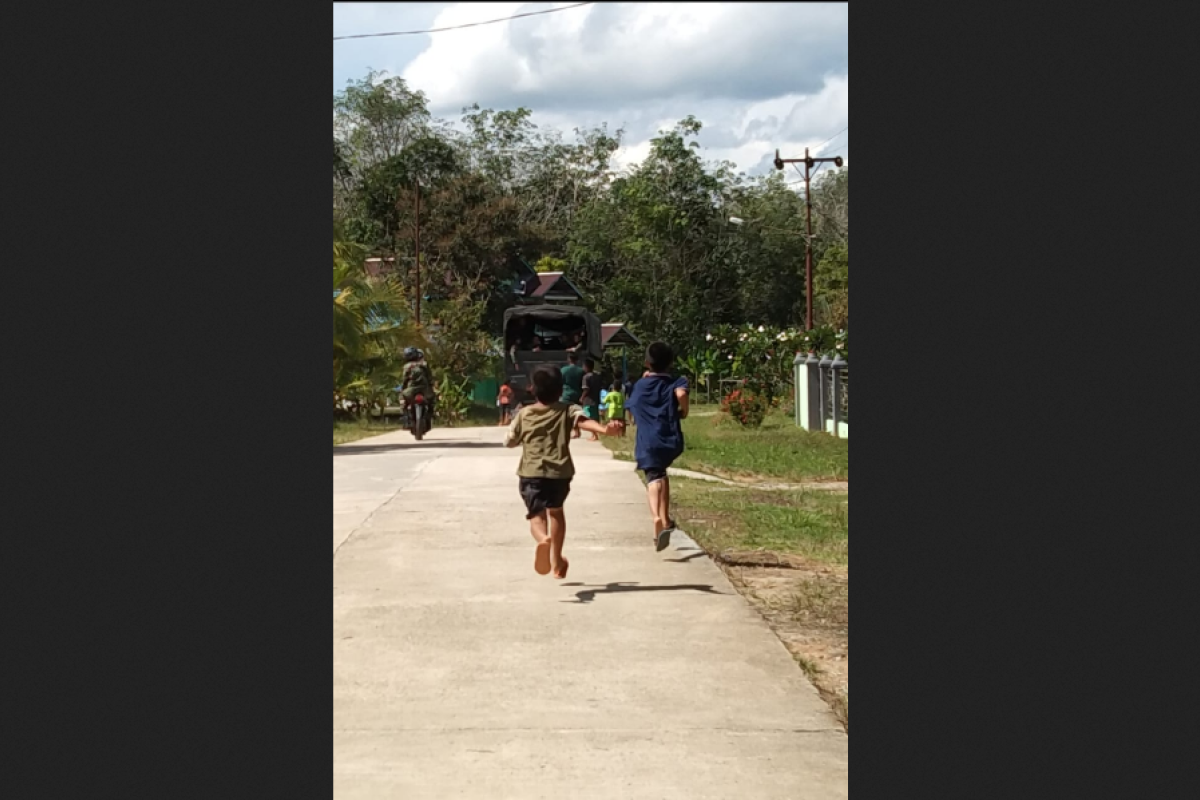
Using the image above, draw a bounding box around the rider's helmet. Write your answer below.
[413,348,425,361]
[403,346,421,362]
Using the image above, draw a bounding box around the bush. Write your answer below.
[434,375,473,424]
[722,387,769,428]
[682,323,847,406]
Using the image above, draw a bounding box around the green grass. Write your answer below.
[334,405,505,445]
[671,479,848,566]
[603,410,848,483]
[333,418,395,445]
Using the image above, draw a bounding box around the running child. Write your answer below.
[505,366,623,578]
[622,342,689,552]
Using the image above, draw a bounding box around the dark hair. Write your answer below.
[531,366,564,404]
[584,357,595,371]
[567,352,579,364]
[611,380,622,392]
[646,341,674,373]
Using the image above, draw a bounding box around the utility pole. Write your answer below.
[774,147,843,331]
[415,176,424,326]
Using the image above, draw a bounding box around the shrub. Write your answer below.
[434,375,473,424]
[722,387,769,428]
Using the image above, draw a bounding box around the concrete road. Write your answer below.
[334,425,848,799]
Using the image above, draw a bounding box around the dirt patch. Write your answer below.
[716,557,848,731]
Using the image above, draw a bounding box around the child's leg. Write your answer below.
[646,478,667,534]
[529,510,552,575]
[529,510,549,544]
[547,508,568,577]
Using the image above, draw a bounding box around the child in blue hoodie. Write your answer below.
[623,341,690,552]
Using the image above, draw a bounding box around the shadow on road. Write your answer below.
[560,581,726,604]
[665,551,709,563]
[334,441,504,455]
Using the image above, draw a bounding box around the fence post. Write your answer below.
[793,353,805,427]
[818,354,833,433]
[829,354,847,438]
[805,353,822,431]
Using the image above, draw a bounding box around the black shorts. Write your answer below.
[643,467,669,484]
[500,403,513,414]
[519,477,572,519]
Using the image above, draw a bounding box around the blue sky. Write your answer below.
[333,2,848,176]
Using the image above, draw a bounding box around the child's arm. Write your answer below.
[578,418,623,437]
[675,387,689,419]
[504,411,523,448]
[570,404,621,437]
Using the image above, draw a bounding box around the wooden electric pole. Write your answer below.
[773,148,843,331]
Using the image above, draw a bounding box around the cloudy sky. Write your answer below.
[333,2,848,176]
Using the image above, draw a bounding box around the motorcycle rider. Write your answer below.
[399,347,436,427]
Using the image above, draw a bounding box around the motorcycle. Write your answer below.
[407,393,433,441]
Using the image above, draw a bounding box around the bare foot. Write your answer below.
[534,540,552,575]
[552,556,570,580]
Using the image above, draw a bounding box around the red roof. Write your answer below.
[530,272,583,299]
[601,323,641,347]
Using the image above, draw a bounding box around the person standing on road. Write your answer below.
[497,382,514,426]
[581,357,604,442]
[604,380,626,436]
[560,352,585,437]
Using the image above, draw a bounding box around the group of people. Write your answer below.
[503,341,688,579]
[497,352,626,436]
[507,319,588,365]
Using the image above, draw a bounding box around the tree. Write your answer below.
[334,72,433,172]
[333,225,421,410]
[332,70,850,421]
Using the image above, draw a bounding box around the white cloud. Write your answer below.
[335,2,849,174]
[403,2,846,112]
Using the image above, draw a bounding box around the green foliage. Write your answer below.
[334,70,849,422]
[434,374,474,424]
[534,255,566,273]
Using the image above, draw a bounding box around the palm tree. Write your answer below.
[334,228,422,413]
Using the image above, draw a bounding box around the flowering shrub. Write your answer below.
[682,323,843,400]
[722,387,770,428]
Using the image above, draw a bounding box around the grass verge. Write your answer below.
[603,410,847,483]
[672,479,847,566]
[333,418,395,445]
[334,405,506,445]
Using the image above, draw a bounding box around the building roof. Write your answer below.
[530,271,585,301]
[601,323,641,348]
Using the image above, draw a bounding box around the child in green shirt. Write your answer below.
[604,381,626,435]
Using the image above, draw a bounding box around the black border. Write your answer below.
[7,0,1160,795]
[8,2,331,795]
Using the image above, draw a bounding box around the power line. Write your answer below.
[813,126,848,152]
[334,2,596,41]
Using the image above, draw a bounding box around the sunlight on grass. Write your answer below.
[672,479,848,566]
[602,410,848,483]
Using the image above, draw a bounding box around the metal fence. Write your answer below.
[793,353,848,437]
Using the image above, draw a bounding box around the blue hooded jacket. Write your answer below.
[625,374,688,470]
